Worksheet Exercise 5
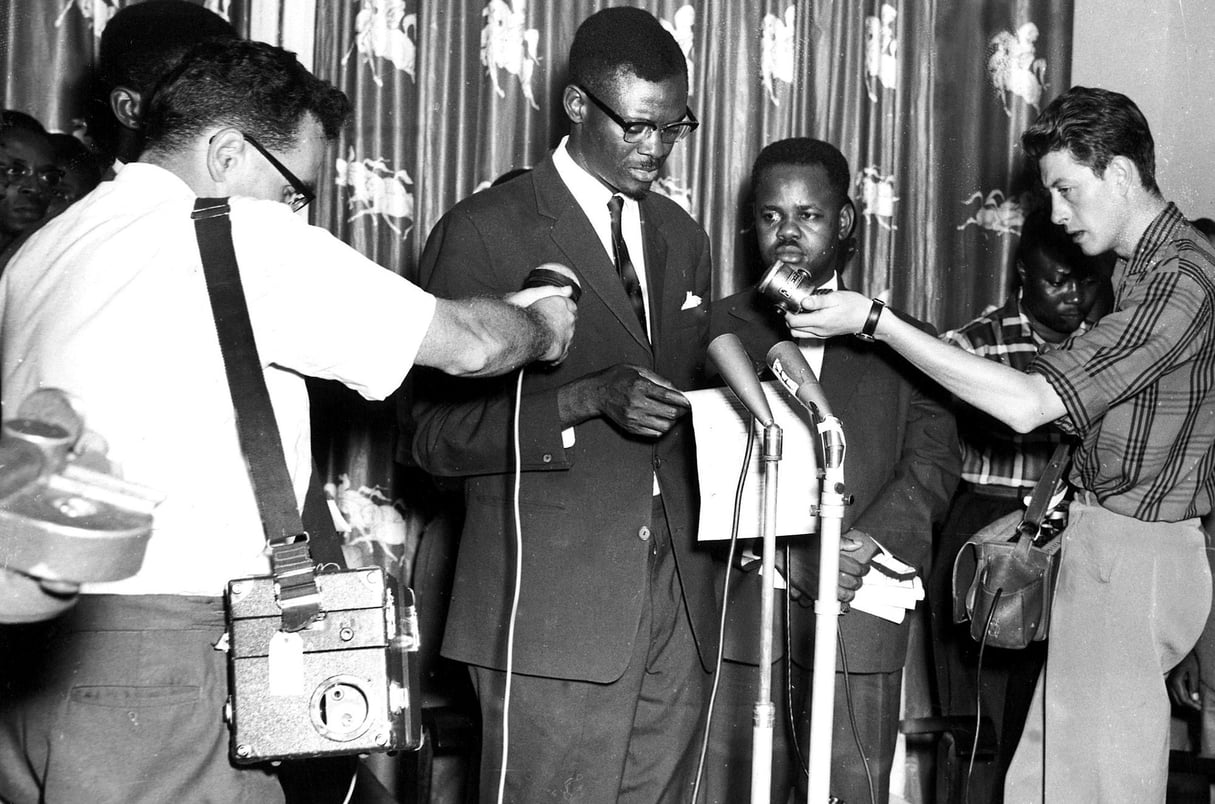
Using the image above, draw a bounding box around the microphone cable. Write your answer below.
[787,572,876,804]
[495,368,527,804]
[690,421,757,803]
[837,629,877,804]
[963,584,1002,804]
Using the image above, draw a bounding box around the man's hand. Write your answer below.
[562,364,690,437]
[784,529,882,605]
[1168,650,1202,711]
[784,289,872,340]
[505,284,577,366]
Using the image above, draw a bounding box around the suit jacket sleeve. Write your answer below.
[847,347,961,569]
[410,206,571,478]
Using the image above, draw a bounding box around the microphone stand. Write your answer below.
[806,414,846,804]
[706,333,787,804]
[751,419,782,804]
[762,340,849,803]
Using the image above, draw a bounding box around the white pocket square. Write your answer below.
[681,292,703,310]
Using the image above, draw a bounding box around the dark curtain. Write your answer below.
[305,0,1072,490]
[1,1,254,137]
[1,0,1073,543]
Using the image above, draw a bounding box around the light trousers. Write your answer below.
[1005,494,1210,803]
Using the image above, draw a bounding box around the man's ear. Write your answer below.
[839,198,856,241]
[1107,155,1136,195]
[205,128,247,184]
[563,85,587,125]
[109,87,143,131]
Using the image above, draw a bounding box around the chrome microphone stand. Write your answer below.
[805,414,846,804]
[764,341,849,804]
[750,418,782,804]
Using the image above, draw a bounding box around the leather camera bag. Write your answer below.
[951,443,1071,650]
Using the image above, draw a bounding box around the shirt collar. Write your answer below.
[117,161,203,200]
[552,136,638,216]
[1126,201,1184,279]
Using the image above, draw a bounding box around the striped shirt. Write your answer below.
[1029,203,1215,521]
[943,292,1072,491]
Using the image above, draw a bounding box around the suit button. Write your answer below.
[652,456,663,470]
[638,526,651,541]
[541,453,552,463]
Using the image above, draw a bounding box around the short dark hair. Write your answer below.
[1,110,48,138]
[1016,208,1095,278]
[98,0,237,94]
[49,133,104,192]
[750,137,851,204]
[143,39,352,153]
[569,7,686,97]
[1021,86,1158,195]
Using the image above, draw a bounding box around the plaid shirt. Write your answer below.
[1030,203,1215,521]
[943,293,1072,491]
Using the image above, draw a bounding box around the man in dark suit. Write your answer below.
[704,138,960,804]
[409,8,717,803]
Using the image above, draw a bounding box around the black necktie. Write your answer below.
[608,194,648,334]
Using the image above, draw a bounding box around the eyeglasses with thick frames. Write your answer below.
[242,132,315,213]
[578,86,699,144]
[1,161,65,191]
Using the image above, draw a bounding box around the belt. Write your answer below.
[959,480,1031,501]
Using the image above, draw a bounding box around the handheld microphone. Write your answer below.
[708,333,774,426]
[765,341,834,421]
[522,262,582,304]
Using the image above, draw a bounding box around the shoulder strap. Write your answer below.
[192,197,325,631]
[1017,442,1073,541]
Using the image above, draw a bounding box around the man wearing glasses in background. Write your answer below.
[410,7,716,802]
[0,111,62,262]
[0,39,575,804]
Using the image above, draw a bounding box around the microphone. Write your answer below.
[765,341,834,421]
[708,333,774,426]
[522,262,582,304]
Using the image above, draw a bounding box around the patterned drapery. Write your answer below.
[0,1,1074,798]
[1,0,1073,509]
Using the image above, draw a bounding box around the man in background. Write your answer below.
[928,207,1111,802]
[0,38,574,804]
[410,8,718,802]
[0,112,58,259]
[787,86,1215,802]
[707,137,960,804]
[45,132,105,219]
[88,0,237,171]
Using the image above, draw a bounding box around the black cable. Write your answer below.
[784,542,809,778]
[838,629,877,804]
[691,423,756,804]
[787,596,875,804]
[963,586,1002,804]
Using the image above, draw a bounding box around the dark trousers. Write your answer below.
[469,496,710,804]
[702,621,902,804]
[928,485,1046,802]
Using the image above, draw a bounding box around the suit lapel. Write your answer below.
[822,277,867,410]
[640,200,666,344]
[533,159,651,351]
[821,339,865,412]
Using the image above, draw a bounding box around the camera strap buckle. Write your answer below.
[270,533,322,631]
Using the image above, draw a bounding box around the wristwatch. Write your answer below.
[855,298,886,343]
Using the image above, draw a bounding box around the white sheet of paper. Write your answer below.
[687,381,819,541]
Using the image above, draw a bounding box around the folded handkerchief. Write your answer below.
[681,291,703,310]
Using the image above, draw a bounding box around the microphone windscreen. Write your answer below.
[708,333,774,425]
[522,263,582,303]
[766,341,834,419]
